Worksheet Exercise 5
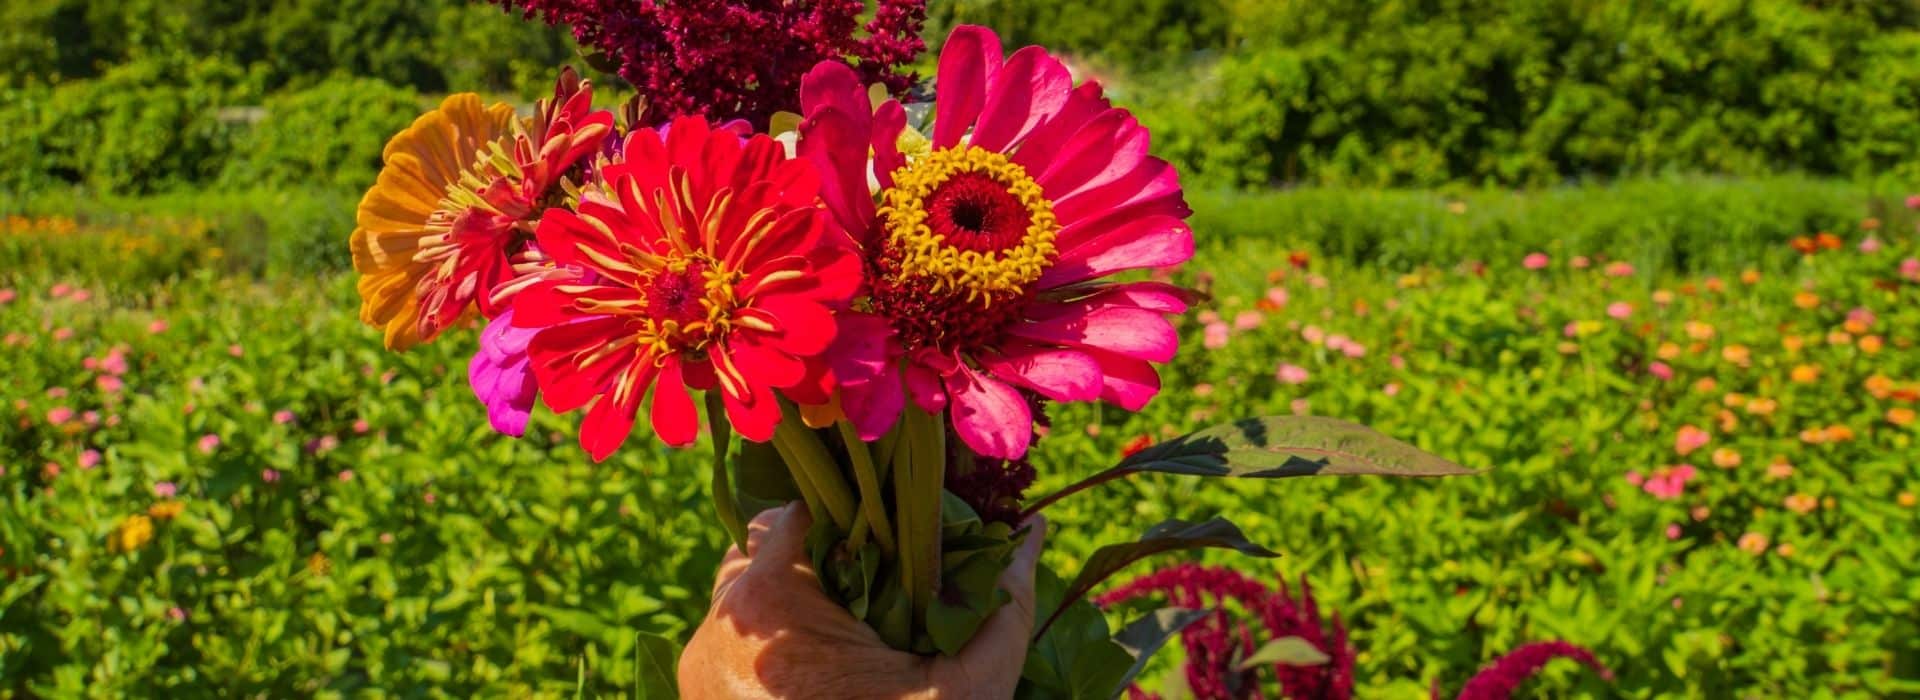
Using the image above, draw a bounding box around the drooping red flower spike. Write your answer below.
[1449,641,1614,700]
[511,116,860,460]
[493,0,927,128]
[799,25,1195,460]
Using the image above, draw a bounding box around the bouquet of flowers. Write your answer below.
[347,3,1468,695]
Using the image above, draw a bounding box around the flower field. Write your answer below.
[5,184,1920,697]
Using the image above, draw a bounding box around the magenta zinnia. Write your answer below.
[512,116,859,460]
[799,25,1194,459]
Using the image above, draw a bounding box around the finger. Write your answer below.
[943,515,1047,694]
[745,501,816,581]
[713,502,800,597]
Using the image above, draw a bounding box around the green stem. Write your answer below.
[705,392,749,554]
[838,421,896,555]
[772,405,858,533]
[770,432,828,526]
[890,430,920,624]
[899,406,946,623]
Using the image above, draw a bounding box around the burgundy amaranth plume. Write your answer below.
[492,0,926,127]
[1102,564,1611,699]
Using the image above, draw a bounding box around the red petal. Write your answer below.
[932,25,1003,148]
[649,357,700,447]
[1010,303,1179,363]
[1041,215,1194,288]
[945,363,1032,460]
[581,391,638,462]
[977,344,1102,402]
[969,46,1072,154]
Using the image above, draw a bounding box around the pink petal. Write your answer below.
[841,364,906,441]
[1041,215,1194,288]
[1012,81,1114,169]
[1037,110,1148,202]
[1053,157,1189,231]
[945,363,1033,459]
[1011,303,1179,362]
[978,345,1102,402]
[969,46,1072,153]
[1066,281,1193,315]
[904,361,948,413]
[932,25,1003,148]
[1082,347,1162,410]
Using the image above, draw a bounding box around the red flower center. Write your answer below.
[642,258,713,328]
[924,172,1033,254]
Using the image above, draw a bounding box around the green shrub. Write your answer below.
[222,76,422,192]
[19,58,246,195]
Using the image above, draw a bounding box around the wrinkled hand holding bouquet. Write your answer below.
[348,3,1469,695]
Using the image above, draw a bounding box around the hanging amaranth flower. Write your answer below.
[511,116,860,460]
[351,68,613,349]
[799,25,1195,459]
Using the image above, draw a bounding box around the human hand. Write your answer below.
[679,503,1047,699]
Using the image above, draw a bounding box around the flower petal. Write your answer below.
[1010,303,1179,363]
[946,363,1033,460]
[1041,215,1194,288]
[969,46,1072,153]
[932,25,1003,148]
[649,358,699,447]
[978,345,1102,402]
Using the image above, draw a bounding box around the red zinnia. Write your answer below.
[512,116,860,460]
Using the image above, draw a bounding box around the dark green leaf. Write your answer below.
[633,631,680,700]
[1110,607,1210,698]
[1119,416,1474,479]
[1044,517,1277,638]
[733,438,799,522]
[1020,565,1133,700]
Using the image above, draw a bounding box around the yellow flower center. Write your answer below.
[878,146,1058,304]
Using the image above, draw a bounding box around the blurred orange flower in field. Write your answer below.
[1790,236,1818,255]
[1859,335,1883,354]
[1657,342,1682,360]
[1740,269,1761,285]
[1785,493,1818,514]
[1704,277,1725,294]
[1694,377,1718,393]
[1721,345,1751,366]
[1711,448,1742,468]
[1790,365,1821,383]
[1799,427,1827,444]
[1781,335,1805,353]
[1827,330,1853,346]
[1745,397,1777,416]
[1775,543,1797,558]
[1793,291,1820,309]
[1843,318,1870,335]
[1899,492,1917,508]
[1889,407,1916,427]
[1737,532,1769,555]
[148,500,185,520]
[1816,232,1843,250]
[1717,409,1740,433]
[1674,424,1711,456]
[1826,425,1856,442]
[1865,375,1895,399]
[1685,321,1715,340]
[1766,457,1795,480]
[1721,393,1746,408]
[1652,290,1675,305]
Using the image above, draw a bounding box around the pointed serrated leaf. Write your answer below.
[1119,416,1473,479]
[1235,636,1330,670]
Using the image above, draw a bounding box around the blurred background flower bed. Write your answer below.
[4,0,1920,696]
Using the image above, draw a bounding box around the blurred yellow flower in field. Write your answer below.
[1781,335,1804,353]
[1721,393,1746,408]
[1865,375,1894,399]
[1790,364,1820,383]
[1652,290,1675,305]
[1843,318,1870,335]
[1775,543,1796,558]
[1799,427,1826,444]
[110,514,154,553]
[1693,377,1718,393]
[1793,291,1820,309]
[1685,321,1715,340]
[1827,330,1852,346]
[1657,342,1682,360]
[1899,492,1917,508]
[1825,424,1856,442]
[1711,448,1742,468]
[1785,493,1818,514]
[1889,407,1916,427]
[308,552,333,577]
[1737,532,1769,555]
[1745,397,1777,416]
[1721,345,1751,366]
[147,501,185,520]
[1859,335,1883,354]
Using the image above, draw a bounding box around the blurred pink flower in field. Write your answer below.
[101,349,127,375]
[46,387,68,399]
[1649,361,1674,381]
[1307,274,1329,289]
[1232,310,1263,331]
[1674,425,1710,456]
[1197,310,1220,324]
[228,344,244,357]
[1202,322,1229,349]
[1391,354,1406,370]
[1192,383,1214,397]
[196,434,221,454]
[154,481,177,498]
[3,332,23,346]
[1383,382,1402,397]
[1847,307,1876,328]
[97,375,123,393]
[1301,325,1326,344]
[1906,194,1920,210]
[338,470,355,483]
[1902,258,1920,281]
[0,288,14,304]
[81,410,99,426]
[1606,302,1633,320]
[352,419,371,434]
[46,407,73,425]
[1341,342,1367,359]
[306,435,339,454]
[187,378,205,393]
[1276,363,1311,385]
[1859,237,1883,254]
[380,370,397,385]
[1264,287,1288,308]
[261,468,280,483]
[1624,470,1645,486]
[272,410,295,425]
[1665,524,1681,540]
[1641,465,1697,500]
[1604,261,1635,277]
[1562,322,1579,339]
[423,492,437,505]
[69,289,91,302]
[50,283,71,298]
[1571,256,1591,269]
[106,414,120,427]
[1325,334,1351,351]
[52,328,73,341]
[79,449,100,470]
[1523,252,1550,270]
[147,320,168,334]
[168,607,187,622]
[1290,399,1311,415]
[43,462,60,478]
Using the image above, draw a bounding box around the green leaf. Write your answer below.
[1119,416,1474,479]
[1043,517,1278,638]
[1020,566,1134,700]
[633,631,681,700]
[1235,636,1331,670]
[733,438,799,522]
[1110,607,1210,698]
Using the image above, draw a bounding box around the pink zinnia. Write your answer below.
[338,470,355,482]
[46,407,73,425]
[0,288,14,304]
[1674,425,1710,456]
[1232,310,1263,331]
[352,419,371,434]
[1904,258,1920,282]
[799,25,1193,458]
[101,349,128,375]
[261,468,280,483]
[228,344,244,357]
[1649,361,1674,381]
[197,434,221,454]
[1603,261,1635,277]
[79,449,101,470]
[1276,363,1310,385]
[1859,237,1883,254]
[154,481,178,498]
[148,319,169,334]
[272,410,295,425]
[52,327,73,341]
[469,309,539,437]
[1522,252,1549,270]
[97,375,124,394]
[50,283,71,298]
[1606,302,1632,320]
[1202,322,1229,350]
[1907,194,1920,210]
